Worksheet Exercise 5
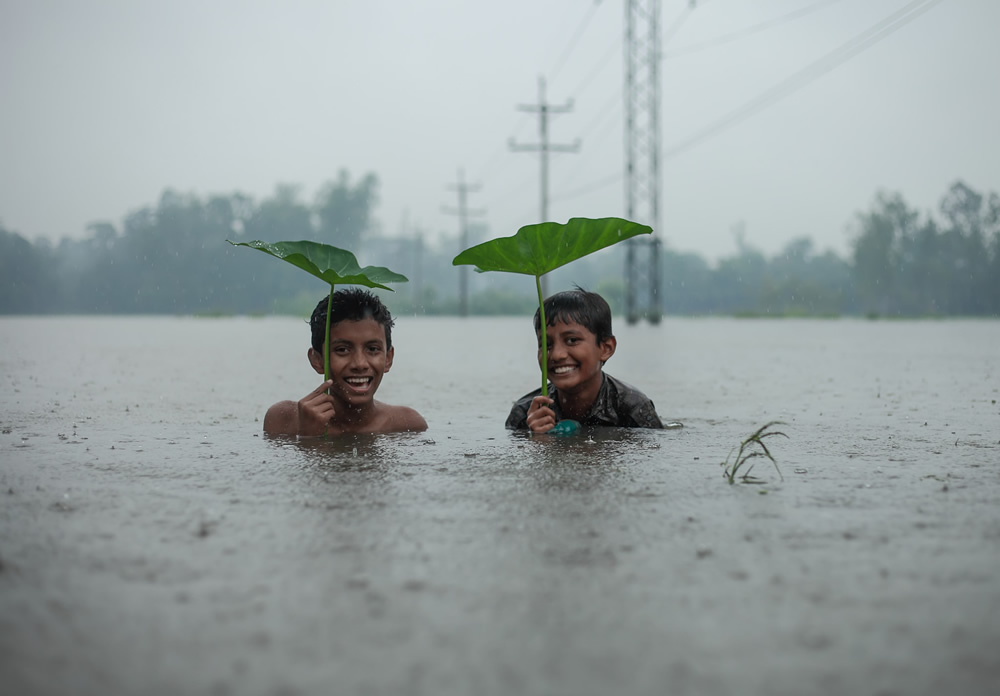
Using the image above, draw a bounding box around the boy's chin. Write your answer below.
[338,394,377,410]
[548,377,580,392]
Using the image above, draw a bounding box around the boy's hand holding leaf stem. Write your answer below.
[526,396,557,434]
[297,379,336,437]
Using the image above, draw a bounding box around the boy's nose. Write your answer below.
[348,351,367,368]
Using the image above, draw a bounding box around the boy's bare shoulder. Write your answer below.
[379,403,428,433]
[262,400,425,436]
[263,400,298,436]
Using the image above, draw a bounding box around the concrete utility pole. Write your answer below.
[624,0,663,324]
[442,169,484,317]
[509,75,580,298]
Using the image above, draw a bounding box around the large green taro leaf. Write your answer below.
[452,217,652,276]
[227,239,408,290]
[451,216,652,408]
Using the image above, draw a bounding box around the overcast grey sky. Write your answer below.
[2,0,997,262]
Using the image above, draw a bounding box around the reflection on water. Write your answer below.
[273,431,433,471]
[2,316,999,696]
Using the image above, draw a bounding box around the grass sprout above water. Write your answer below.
[722,421,788,485]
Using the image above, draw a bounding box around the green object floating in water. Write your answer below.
[547,419,581,436]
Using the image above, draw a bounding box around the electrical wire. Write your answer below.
[662,3,692,45]
[551,171,624,203]
[662,0,945,161]
[551,94,622,195]
[547,0,945,204]
[566,38,620,101]
[663,0,846,60]
[471,1,606,187]
[548,0,605,82]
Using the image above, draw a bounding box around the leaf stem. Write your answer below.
[536,274,548,399]
[324,285,334,385]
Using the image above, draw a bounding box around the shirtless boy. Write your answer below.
[263,288,427,437]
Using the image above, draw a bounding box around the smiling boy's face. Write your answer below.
[308,318,394,409]
[537,318,616,396]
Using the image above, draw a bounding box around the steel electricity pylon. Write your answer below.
[624,0,663,324]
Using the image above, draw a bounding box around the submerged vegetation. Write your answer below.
[722,421,788,485]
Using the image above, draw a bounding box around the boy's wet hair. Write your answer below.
[310,288,394,352]
[533,287,613,343]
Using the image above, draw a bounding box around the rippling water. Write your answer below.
[1,316,998,696]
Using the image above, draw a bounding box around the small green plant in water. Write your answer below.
[226,239,407,382]
[722,421,788,484]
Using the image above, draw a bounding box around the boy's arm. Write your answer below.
[525,396,557,433]
[505,389,559,433]
[629,399,664,429]
[505,402,528,429]
[506,396,557,433]
[263,380,336,437]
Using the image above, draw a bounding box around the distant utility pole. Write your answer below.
[411,229,424,316]
[399,210,425,315]
[510,75,580,298]
[443,169,485,317]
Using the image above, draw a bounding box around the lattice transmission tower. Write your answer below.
[624,0,663,324]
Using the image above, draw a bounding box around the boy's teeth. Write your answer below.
[553,366,573,374]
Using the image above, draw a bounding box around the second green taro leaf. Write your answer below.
[452,216,652,428]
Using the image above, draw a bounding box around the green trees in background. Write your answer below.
[851,181,1000,316]
[0,177,997,317]
[0,172,380,315]
[314,172,379,252]
[0,226,50,313]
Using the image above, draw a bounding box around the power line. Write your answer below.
[663,0,846,60]
[548,0,606,82]
[549,0,944,204]
[662,0,945,162]
[577,90,621,140]
[566,38,619,100]
[473,0,606,184]
[472,113,532,183]
[662,3,693,44]
[553,92,622,195]
[551,171,623,203]
[662,0,717,44]
[510,76,581,295]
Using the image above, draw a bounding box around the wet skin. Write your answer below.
[307,318,393,412]
[525,319,616,434]
[263,318,425,437]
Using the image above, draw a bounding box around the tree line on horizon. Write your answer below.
[1,175,997,318]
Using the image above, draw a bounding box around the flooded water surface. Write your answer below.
[1,316,998,695]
